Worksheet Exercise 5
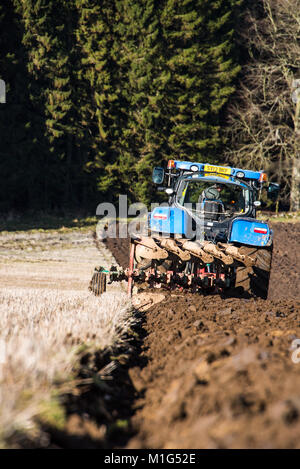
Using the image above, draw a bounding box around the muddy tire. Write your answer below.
[90,272,107,296]
[235,245,273,299]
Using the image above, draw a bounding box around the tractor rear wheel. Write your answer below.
[90,272,107,296]
[234,245,273,299]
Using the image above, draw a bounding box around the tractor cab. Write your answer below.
[176,175,251,220]
[172,173,255,243]
[151,160,279,243]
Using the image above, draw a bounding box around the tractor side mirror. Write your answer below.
[267,182,280,201]
[152,167,165,185]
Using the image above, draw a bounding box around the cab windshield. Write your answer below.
[177,178,251,217]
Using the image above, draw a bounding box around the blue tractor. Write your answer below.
[91,160,279,299]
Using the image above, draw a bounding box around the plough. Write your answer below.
[91,235,257,297]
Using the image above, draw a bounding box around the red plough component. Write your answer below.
[125,266,226,297]
[127,242,135,297]
[91,237,255,298]
[120,241,228,297]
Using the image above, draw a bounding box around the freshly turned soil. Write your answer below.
[104,222,300,448]
[103,223,130,271]
[268,222,300,300]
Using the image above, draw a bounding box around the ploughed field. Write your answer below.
[105,223,300,448]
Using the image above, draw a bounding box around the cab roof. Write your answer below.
[167,160,267,182]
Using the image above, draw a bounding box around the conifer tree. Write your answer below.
[0,0,244,211]
[108,0,166,203]
[0,0,45,211]
[15,0,65,208]
[76,0,125,203]
[109,0,242,205]
[160,0,241,164]
[18,0,83,209]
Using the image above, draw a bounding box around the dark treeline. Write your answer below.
[0,0,243,212]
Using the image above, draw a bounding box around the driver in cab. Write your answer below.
[199,183,223,203]
[199,183,245,214]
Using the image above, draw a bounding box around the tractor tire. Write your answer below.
[234,245,273,299]
[90,272,107,296]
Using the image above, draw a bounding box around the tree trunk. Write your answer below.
[290,100,300,211]
[290,155,300,211]
[64,134,72,208]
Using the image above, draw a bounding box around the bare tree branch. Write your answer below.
[225,0,300,208]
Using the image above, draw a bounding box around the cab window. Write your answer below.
[177,179,249,215]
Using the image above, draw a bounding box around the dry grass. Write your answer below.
[0,287,133,445]
[258,211,300,223]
